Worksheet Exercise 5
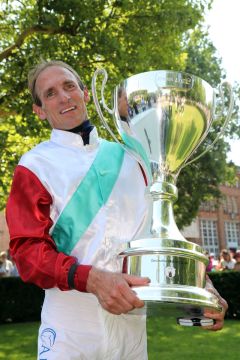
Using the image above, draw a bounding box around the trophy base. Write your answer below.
[120,241,222,320]
[133,283,219,306]
[132,284,221,314]
[129,285,221,325]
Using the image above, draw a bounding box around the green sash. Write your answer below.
[52,140,125,255]
[121,132,152,181]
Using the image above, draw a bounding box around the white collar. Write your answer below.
[50,127,100,148]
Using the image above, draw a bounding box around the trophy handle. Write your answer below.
[181,82,234,170]
[92,68,152,181]
[91,68,122,145]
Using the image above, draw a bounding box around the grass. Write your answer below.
[0,322,37,360]
[0,318,239,359]
[147,317,240,360]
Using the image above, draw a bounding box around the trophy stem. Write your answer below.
[149,178,185,241]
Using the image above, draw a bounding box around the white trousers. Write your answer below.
[37,289,148,360]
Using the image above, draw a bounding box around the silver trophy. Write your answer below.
[92,69,233,319]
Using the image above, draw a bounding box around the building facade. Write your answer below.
[182,171,240,256]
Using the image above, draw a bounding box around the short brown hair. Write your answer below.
[28,60,84,106]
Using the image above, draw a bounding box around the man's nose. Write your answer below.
[59,90,71,102]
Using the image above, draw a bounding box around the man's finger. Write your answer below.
[123,274,151,287]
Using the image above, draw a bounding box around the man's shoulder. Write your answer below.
[19,140,51,165]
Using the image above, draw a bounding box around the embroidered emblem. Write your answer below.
[39,328,56,356]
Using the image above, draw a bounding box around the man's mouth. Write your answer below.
[60,106,77,114]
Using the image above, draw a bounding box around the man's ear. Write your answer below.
[83,87,90,103]
[33,104,47,120]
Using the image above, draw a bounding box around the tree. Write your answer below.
[175,26,238,227]
[0,0,238,229]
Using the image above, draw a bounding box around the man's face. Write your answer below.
[118,90,129,118]
[222,253,230,261]
[33,66,88,130]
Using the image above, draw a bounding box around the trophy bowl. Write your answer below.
[92,69,233,319]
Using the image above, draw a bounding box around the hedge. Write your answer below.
[0,277,44,323]
[208,270,240,319]
[0,271,239,323]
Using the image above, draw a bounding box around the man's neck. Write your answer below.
[67,120,94,145]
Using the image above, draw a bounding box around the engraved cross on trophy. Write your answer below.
[92,69,233,320]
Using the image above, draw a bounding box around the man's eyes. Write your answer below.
[66,83,76,89]
[45,83,76,98]
[46,91,55,98]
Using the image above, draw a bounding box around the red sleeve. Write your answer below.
[6,165,91,292]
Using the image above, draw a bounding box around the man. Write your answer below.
[6,60,227,360]
[118,87,129,121]
[0,251,13,277]
[219,249,236,270]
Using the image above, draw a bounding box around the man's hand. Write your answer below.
[86,267,150,315]
[203,275,228,331]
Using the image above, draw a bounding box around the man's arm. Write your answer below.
[6,165,149,314]
[6,165,91,291]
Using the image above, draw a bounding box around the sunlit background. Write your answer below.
[205,0,240,165]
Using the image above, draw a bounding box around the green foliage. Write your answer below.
[175,137,235,227]
[175,25,238,228]
[0,0,239,228]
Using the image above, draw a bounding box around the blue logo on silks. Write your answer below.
[39,328,56,357]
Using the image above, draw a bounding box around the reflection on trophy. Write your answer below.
[92,69,233,318]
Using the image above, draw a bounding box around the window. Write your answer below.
[199,200,216,212]
[200,219,219,255]
[222,196,238,215]
[224,222,240,249]
[232,197,238,214]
